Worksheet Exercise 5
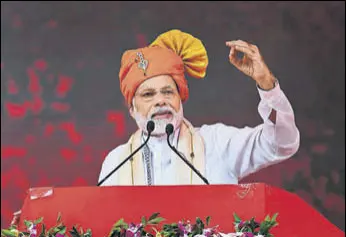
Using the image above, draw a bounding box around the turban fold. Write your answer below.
[119,29,208,106]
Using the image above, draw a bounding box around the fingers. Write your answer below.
[232,45,255,58]
[226,40,259,58]
[229,46,236,59]
[228,47,243,70]
[226,40,267,78]
[228,43,251,68]
[226,40,258,50]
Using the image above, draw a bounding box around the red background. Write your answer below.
[1,1,345,231]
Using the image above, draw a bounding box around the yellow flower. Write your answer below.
[151,227,162,237]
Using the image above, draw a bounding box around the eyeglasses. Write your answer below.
[135,87,178,102]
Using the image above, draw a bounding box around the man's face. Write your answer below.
[130,75,183,136]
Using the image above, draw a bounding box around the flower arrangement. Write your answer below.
[230,213,278,237]
[1,212,278,237]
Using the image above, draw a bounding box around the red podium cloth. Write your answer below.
[19,183,343,237]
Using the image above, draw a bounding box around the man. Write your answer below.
[98,29,300,186]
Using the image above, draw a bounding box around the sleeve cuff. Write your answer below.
[257,79,282,104]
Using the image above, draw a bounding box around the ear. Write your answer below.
[129,105,135,119]
[129,97,136,119]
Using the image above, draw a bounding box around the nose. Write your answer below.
[155,93,167,107]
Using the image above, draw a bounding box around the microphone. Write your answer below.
[97,120,155,186]
[165,124,210,185]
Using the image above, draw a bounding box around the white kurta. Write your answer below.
[99,81,300,186]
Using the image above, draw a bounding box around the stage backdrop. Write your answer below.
[1,1,345,231]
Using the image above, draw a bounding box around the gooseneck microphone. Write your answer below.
[97,120,155,186]
[165,124,210,185]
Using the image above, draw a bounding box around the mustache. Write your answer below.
[149,106,175,119]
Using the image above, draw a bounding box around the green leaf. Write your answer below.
[233,213,241,223]
[39,224,46,237]
[84,229,92,237]
[192,217,204,235]
[70,226,81,237]
[7,226,17,231]
[24,220,32,229]
[57,212,62,223]
[259,222,268,234]
[148,213,160,221]
[58,226,66,234]
[53,227,61,233]
[148,217,165,225]
[46,225,54,235]
[113,218,126,228]
[70,232,81,237]
[141,216,147,226]
[196,217,205,229]
[34,217,44,225]
[271,213,278,222]
[264,215,270,222]
[206,216,211,226]
[1,229,18,237]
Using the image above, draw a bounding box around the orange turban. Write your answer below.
[119,29,208,106]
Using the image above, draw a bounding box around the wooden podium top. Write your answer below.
[19,183,343,237]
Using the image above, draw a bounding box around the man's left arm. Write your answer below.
[258,77,300,151]
[226,39,300,146]
[223,40,300,179]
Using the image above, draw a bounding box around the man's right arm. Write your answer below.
[98,144,127,186]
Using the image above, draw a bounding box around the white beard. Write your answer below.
[133,101,184,137]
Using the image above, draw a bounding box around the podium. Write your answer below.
[18,183,343,236]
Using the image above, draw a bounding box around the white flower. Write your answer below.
[214,232,266,237]
[193,235,220,237]
[219,233,243,237]
[28,223,37,235]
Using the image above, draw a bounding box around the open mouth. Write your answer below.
[151,111,173,119]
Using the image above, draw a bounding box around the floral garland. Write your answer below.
[1,212,278,237]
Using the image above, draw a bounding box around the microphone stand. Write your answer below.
[97,121,154,186]
[166,125,210,185]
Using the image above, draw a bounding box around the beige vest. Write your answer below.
[117,119,206,185]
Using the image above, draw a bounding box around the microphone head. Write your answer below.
[147,120,155,133]
[165,123,174,136]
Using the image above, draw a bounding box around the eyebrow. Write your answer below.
[161,85,175,90]
[139,88,155,92]
[138,85,175,93]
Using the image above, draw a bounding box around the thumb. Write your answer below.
[229,47,242,69]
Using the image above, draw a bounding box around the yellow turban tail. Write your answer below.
[150,29,208,79]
